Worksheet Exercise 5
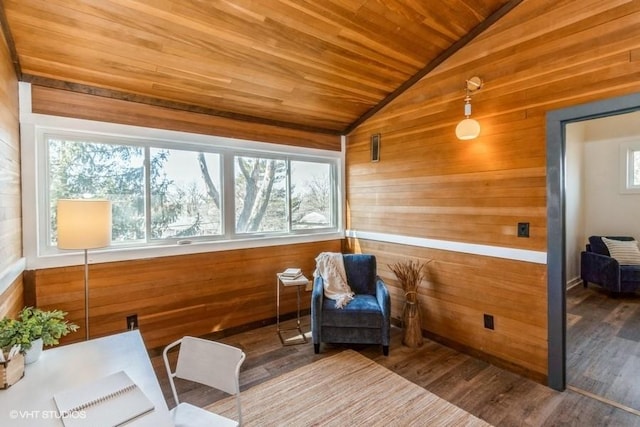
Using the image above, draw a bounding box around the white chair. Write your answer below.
[163,336,246,427]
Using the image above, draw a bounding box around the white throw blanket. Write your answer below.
[314,252,354,308]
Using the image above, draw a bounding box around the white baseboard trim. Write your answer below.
[0,258,26,296]
[566,276,583,290]
[345,230,547,264]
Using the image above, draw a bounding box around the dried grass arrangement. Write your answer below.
[388,260,428,348]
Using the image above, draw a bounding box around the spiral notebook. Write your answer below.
[54,370,155,427]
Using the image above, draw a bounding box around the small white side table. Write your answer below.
[276,273,310,346]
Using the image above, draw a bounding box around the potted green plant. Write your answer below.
[0,307,79,364]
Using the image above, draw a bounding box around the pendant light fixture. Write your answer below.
[455,76,483,140]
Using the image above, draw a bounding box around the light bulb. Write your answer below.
[455,118,481,140]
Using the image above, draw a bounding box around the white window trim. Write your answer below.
[618,138,640,194]
[19,83,345,270]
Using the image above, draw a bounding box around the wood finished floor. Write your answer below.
[567,284,640,414]
[151,312,640,426]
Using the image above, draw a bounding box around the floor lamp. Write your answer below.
[57,199,112,341]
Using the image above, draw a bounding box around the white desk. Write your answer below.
[0,330,172,426]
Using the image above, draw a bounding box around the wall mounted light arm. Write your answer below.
[455,76,483,140]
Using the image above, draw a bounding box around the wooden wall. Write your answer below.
[24,79,343,349]
[16,0,640,383]
[346,0,640,381]
[0,18,22,319]
[31,85,341,151]
[31,240,340,349]
[0,276,24,319]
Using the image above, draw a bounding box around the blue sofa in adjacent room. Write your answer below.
[580,236,640,294]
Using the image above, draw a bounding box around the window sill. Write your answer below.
[29,231,344,269]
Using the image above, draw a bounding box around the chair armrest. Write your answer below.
[311,276,324,343]
[581,251,620,291]
[375,276,391,347]
[375,277,391,319]
[312,276,324,305]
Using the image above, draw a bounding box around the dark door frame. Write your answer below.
[546,92,640,391]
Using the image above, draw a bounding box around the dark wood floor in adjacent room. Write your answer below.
[567,284,640,416]
[151,311,640,426]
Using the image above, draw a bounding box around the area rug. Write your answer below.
[206,350,491,426]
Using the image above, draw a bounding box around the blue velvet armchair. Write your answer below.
[580,236,640,293]
[311,254,391,355]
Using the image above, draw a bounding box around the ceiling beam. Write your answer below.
[343,0,525,135]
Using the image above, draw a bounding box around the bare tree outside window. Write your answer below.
[234,156,286,233]
[291,161,333,230]
[151,148,222,238]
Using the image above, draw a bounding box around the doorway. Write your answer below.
[564,112,640,412]
[546,92,640,391]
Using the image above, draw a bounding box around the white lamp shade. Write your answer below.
[455,118,481,140]
[57,199,112,249]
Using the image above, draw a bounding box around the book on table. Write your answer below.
[280,275,308,287]
[53,370,154,427]
[280,268,302,279]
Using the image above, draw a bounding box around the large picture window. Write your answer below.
[43,131,339,252]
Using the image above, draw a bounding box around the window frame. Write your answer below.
[145,144,225,242]
[619,139,640,194]
[231,152,339,237]
[231,151,290,236]
[22,112,344,269]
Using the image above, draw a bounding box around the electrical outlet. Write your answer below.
[483,314,494,330]
[126,314,138,330]
[517,222,530,238]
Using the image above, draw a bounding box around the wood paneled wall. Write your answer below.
[16,0,640,383]
[30,85,341,151]
[346,0,640,381]
[0,18,22,319]
[31,240,340,349]
[347,238,547,380]
[25,81,342,349]
[0,276,24,319]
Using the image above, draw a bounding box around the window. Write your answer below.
[234,155,287,234]
[631,149,640,187]
[233,157,336,234]
[48,136,146,245]
[620,141,640,193]
[150,148,222,239]
[291,161,334,230]
[41,129,340,253]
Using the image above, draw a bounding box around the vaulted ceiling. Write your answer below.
[1,0,521,134]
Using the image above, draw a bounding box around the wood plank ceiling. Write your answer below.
[1,0,519,134]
